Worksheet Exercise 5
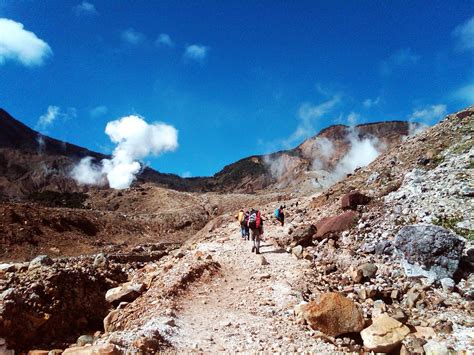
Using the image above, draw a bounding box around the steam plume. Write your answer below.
[71,115,178,189]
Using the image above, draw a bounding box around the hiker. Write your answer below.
[274,205,285,226]
[243,210,250,240]
[235,209,246,238]
[248,208,263,254]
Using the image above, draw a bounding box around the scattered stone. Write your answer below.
[105,282,146,305]
[259,255,269,265]
[394,224,465,280]
[340,191,371,210]
[297,292,364,337]
[93,253,108,268]
[423,340,449,355]
[440,278,455,293]
[413,326,436,340]
[292,245,304,259]
[77,334,94,346]
[360,313,410,353]
[62,343,119,354]
[358,263,378,279]
[391,308,408,324]
[28,255,53,270]
[406,286,421,308]
[104,309,119,333]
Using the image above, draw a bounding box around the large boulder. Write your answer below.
[62,343,119,354]
[315,211,359,239]
[105,282,146,305]
[361,313,410,353]
[295,292,364,337]
[341,191,371,210]
[275,224,316,248]
[394,224,465,281]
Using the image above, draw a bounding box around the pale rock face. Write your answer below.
[360,313,410,353]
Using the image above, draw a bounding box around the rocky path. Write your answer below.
[169,221,337,353]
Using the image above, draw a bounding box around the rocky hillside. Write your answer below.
[0,108,413,198]
[0,107,472,353]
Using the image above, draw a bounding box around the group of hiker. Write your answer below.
[235,205,285,254]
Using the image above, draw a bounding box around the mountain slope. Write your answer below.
[0,108,413,198]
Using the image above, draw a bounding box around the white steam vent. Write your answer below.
[71,115,178,189]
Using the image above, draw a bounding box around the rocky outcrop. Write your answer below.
[315,211,359,238]
[360,313,410,353]
[295,292,364,337]
[394,224,465,280]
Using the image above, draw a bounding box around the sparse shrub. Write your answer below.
[432,215,472,240]
[28,191,88,209]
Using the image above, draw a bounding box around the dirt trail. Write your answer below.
[169,220,337,353]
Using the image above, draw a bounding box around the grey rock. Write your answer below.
[375,240,393,255]
[0,264,15,273]
[93,253,108,268]
[77,334,94,346]
[358,263,378,279]
[440,278,455,293]
[423,340,449,355]
[394,224,465,280]
[28,255,53,270]
[292,245,304,259]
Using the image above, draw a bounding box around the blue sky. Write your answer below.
[0,0,473,177]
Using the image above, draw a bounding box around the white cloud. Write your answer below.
[155,33,174,47]
[71,115,179,189]
[363,97,381,108]
[453,84,474,104]
[285,95,341,146]
[121,28,145,45]
[36,106,77,132]
[184,44,208,61]
[453,16,474,52]
[90,105,108,117]
[380,48,420,75]
[409,104,447,123]
[0,18,52,67]
[73,1,98,16]
[37,106,60,130]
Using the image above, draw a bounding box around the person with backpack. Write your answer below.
[243,210,250,240]
[248,208,263,254]
[274,205,285,226]
[235,209,246,238]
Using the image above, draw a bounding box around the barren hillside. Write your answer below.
[0,107,472,354]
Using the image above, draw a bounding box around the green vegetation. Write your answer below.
[432,215,473,240]
[28,191,88,209]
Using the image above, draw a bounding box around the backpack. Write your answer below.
[248,210,261,229]
[274,208,280,218]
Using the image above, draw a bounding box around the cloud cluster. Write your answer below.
[0,18,52,67]
[73,1,98,17]
[285,95,341,147]
[453,16,474,52]
[184,44,209,62]
[409,104,447,123]
[155,33,174,47]
[36,105,77,132]
[363,97,381,108]
[121,28,145,45]
[90,105,108,117]
[71,115,178,189]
